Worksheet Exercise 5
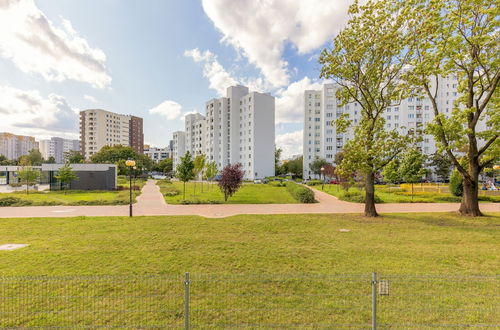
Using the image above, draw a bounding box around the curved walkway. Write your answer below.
[0,180,498,218]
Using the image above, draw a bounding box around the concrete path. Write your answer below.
[0,180,497,218]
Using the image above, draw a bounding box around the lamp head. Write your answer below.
[125,159,136,167]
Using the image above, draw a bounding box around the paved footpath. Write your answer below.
[0,180,498,218]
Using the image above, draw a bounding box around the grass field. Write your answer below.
[0,190,141,206]
[0,213,498,327]
[158,181,298,204]
[321,184,500,203]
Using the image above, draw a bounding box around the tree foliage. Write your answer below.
[403,0,499,215]
[382,158,401,184]
[91,145,152,175]
[176,151,194,200]
[428,152,453,182]
[23,149,43,166]
[153,158,173,175]
[64,150,84,164]
[309,158,329,177]
[319,0,413,216]
[54,164,78,192]
[16,164,39,195]
[218,163,244,201]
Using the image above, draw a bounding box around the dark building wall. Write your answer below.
[129,116,144,154]
[69,167,116,190]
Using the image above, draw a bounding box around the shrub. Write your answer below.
[286,182,316,203]
[9,183,22,188]
[449,170,463,197]
[161,185,180,197]
[306,180,322,186]
[157,179,172,185]
[0,196,32,206]
[342,190,382,203]
[269,181,285,187]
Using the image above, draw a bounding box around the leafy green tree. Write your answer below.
[0,155,16,165]
[309,158,329,178]
[193,154,206,194]
[274,148,285,175]
[449,169,463,197]
[319,0,413,216]
[91,145,152,175]
[204,161,218,191]
[399,148,427,197]
[382,158,401,184]
[45,156,56,164]
[286,156,303,179]
[16,161,40,195]
[428,152,453,182]
[24,149,43,166]
[404,0,499,215]
[54,164,78,193]
[64,150,84,164]
[176,151,194,200]
[153,158,173,175]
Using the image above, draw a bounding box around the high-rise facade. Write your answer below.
[39,137,80,163]
[0,132,38,160]
[303,76,474,179]
[172,85,275,180]
[79,109,144,160]
[172,131,186,170]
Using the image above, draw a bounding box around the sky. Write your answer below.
[0,0,352,158]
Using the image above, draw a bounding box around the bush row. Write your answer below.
[286,182,316,203]
[306,180,323,186]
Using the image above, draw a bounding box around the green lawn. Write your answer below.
[0,189,141,206]
[158,181,298,204]
[0,213,498,327]
[321,183,500,203]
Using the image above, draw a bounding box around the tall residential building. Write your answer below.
[39,137,80,163]
[172,131,186,170]
[172,85,275,180]
[79,109,144,160]
[303,76,476,179]
[0,132,38,160]
[144,146,171,163]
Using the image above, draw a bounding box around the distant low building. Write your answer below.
[144,146,171,162]
[0,132,38,160]
[39,137,80,163]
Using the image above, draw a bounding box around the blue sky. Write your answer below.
[0,0,351,157]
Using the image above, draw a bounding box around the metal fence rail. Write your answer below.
[0,273,498,329]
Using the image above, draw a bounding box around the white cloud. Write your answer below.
[148,100,186,120]
[202,0,351,87]
[83,94,98,103]
[275,76,324,124]
[184,48,237,96]
[0,84,79,139]
[276,130,303,159]
[0,0,111,88]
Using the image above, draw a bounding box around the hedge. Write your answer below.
[286,182,316,203]
[306,180,322,186]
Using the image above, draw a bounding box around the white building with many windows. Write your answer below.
[144,146,171,163]
[172,85,275,180]
[303,76,474,179]
[39,137,80,163]
[172,131,186,170]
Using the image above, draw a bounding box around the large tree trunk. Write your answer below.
[364,172,378,217]
[459,168,482,216]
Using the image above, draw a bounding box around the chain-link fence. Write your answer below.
[1,273,498,329]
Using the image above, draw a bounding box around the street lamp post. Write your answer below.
[321,167,325,191]
[125,159,136,217]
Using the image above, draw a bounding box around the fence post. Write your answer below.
[371,272,377,330]
[184,272,190,330]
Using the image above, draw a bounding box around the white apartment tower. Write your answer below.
[173,85,275,180]
[0,132,38,160]
[39,137,80,163]
[303,76,470,179]
[172,131,186,170]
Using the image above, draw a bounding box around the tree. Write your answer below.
[176,151,194,200]
[54,164,78,193]
[45,156,56,164]
[153,158,173,175]
[399,148,427,197]
[204,161,218,191]
[429,152,453,182]
[382,158,402,184]
[24,149,43,166]
[309,158,329,178]
[91,145,152,175]
[193,154,206,194]
[286,156,303,179]
[449,169,464,197]
[404,0,499,216]
[64,150,84,164]
[218,163,244,202]
[274,148,285,175]
[0,155,16,166]
[322,163,336,180]
[319,0,413,216]
[16,159,39,195]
